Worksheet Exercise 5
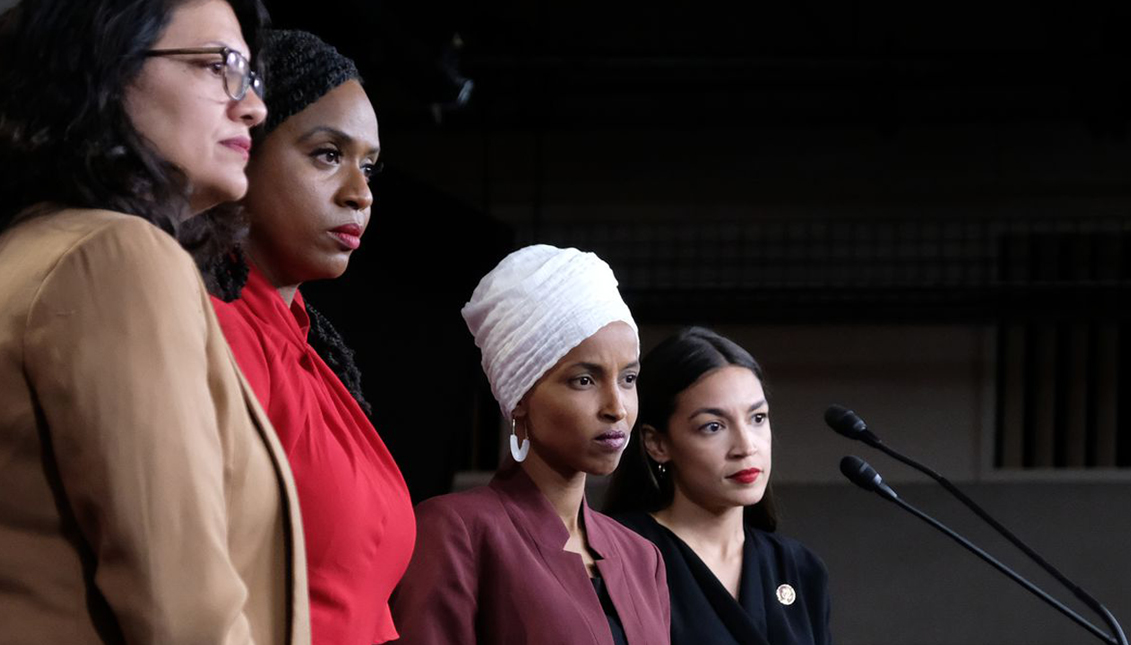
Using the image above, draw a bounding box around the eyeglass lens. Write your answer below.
[221,50,262,100]
[223,50,249,101]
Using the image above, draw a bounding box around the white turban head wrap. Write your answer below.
[461,245,639,420]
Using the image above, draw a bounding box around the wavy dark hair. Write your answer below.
[0,0,268,251]
[605,326,778,531]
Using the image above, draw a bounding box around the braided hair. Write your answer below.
[306,302,371,415]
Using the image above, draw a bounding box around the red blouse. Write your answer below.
[212,265,415,645]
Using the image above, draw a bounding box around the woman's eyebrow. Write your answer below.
[296,126,350,143]
[296,126,381,156]
[688,407,728,420]
[568,361,607,375]
[688,399,767,420]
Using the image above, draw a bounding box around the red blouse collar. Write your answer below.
[241,262,311,346]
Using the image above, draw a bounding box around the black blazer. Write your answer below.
[616,512,832,645]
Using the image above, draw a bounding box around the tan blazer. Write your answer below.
[0,209,310,644]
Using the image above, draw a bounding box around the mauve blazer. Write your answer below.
[392,461,671,644]
[0,210,310,644]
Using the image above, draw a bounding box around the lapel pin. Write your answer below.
[776,583,797,606]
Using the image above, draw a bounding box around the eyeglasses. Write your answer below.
[146,47,263,101]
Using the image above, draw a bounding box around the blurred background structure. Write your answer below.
[5,0,1128,642]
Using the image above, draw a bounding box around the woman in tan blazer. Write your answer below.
[0,0,309,643]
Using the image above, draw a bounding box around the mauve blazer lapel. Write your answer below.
[490,464,615,645]
[587,504,650,644]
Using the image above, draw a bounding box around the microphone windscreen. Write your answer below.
[826,405,867,438]
[840,455,880,491]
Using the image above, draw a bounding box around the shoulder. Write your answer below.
[755,530,829,581]
[590,509,665,562]
[414,486,505,534]
[5,208,184,265]
[43,209,195,284]
[17,209,204,311]
[56,208,181,251]
[610,510,664,542]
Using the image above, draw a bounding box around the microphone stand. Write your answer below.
[839,455,1118,645]
[888,493,1116,645]
[856,432,1128,645]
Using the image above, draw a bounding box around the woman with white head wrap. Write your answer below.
[392,245,671,645]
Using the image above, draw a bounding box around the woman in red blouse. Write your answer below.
[208,29,414,645]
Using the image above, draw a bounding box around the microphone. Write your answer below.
[839,456,1119,645]
[828,407,1128,645]
[824,405,880,446]
[838,455,897,501]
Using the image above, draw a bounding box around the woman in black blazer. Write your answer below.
[606,326,832,645]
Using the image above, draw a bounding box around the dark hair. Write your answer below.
[256,29,360,135]
[306,302,372,415]
[605,326,778,531]
[0,0,268,248]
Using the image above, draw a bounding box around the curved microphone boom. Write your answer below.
[829,408,1128,645]
[839,456,1118,645]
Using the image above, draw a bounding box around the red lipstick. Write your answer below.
[728,468,761,484]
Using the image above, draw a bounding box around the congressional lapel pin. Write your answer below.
[776,583,797,606]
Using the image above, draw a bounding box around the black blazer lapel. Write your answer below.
[671,535,771,645]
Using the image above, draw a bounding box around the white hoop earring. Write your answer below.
[510,417,530,462]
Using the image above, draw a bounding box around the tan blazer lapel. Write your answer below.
[227,351,311,645]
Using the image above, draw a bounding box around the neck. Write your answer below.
[654,487,745,556]
[520,451,587,534]
[245,249,300,306]
[274,284,299,307]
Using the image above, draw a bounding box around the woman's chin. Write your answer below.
[188,179,248,215]
[585,455,624,478]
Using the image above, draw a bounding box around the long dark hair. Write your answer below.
[0,0,268,249]
[605,326,778,531]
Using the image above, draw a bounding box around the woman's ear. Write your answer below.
[512,398,528,420]
[640,424,669,464]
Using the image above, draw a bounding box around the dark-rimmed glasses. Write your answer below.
[146,47,263,101]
